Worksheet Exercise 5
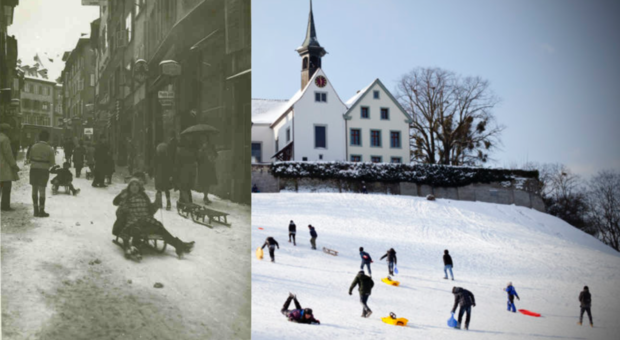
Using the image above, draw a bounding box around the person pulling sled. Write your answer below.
[262,236,280,262]
[504,282,520,313]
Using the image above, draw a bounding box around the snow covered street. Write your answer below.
[252,193,620,340]
[1,152,250,340]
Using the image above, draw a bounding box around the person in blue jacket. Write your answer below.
[359,247,373,275]
[504,282,520,312]
[308,224,318,249]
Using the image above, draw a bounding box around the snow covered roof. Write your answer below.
[345,81,375,108]
[344,78,413,123]
[252,99,290,124]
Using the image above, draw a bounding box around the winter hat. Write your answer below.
[584,286,589,290]
[304,308,313,316]
[452,287,459,294]
[127,177,145,191]
[444,249,449,255]
[359,247,364,252]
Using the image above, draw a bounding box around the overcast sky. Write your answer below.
[9,0,99,81]
[252,0,620,178]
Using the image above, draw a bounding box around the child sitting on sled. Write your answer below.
[50,162,80,195]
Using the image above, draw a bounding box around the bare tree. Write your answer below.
[587,170,620,251]
[396,67,504,166]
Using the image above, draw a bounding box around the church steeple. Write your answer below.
[297,0,327,89]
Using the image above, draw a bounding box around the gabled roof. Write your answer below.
[344,78,413,123]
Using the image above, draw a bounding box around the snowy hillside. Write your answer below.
[251,193,620,340]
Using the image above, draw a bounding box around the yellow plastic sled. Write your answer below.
[382,277,400,286]
[256,247,264,260]
[382,313,408,326]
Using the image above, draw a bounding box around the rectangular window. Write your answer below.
[351,155,361,162]
[42,102,49,111]
[315,92,327,102]
[381,108,389,120]
[371,156,382,163]
[286,127,291,143]
[38,85,43,95]
[391,157,402,164]
[390,131,401,148]
[24,84,29,93]
[350,128,361,146]
[370,130,382,147]
[251,142,262,163]
[361,106,369,119]
[373,90,380,99]
[315,125,326,148]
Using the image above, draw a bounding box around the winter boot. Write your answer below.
[33,205,39,217]
[72,188,81,196]
[577,322,582,326]
[361,311,366,318]
[39,197,49,218]
[365,310,372,318]
[590,323,593,327]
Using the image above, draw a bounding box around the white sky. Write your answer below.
[9,0,99,81]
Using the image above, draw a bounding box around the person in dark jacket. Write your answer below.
[251,184,259,193]
[153,142,173,210]
[197,140,218,204]
[281,293,320,324]
[578,286,593,327]
[50,162,80,195]
[361,185,368,194]
[359,247,373,275]
[92,139,109,187]
[73,140,86,178]
[443,249,454,280]
[261,237,280,262]
[451,287,476,330]
[174,135,197,204]
[380,248,397,276]
[63,138,74,163]
[28,130,55,217]
[309,225,318,250]
[288,220,297,245]
[504,282,520,313]
[349,270,375,317]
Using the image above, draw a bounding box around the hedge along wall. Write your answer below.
[270,162,539,188]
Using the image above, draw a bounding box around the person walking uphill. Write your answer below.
[359,247,373,275]
[288,220,296,245]
[0,124,20,211]
[504,282,520,313]
[261,237,280,262]
[309,225,318,250]
[578,286,593,327]
[28,130,55,217]
[443,249,454,280]
[349,270,374,318]
[280,293,320,324]
[451,287,476,330]
[380,248,397,276]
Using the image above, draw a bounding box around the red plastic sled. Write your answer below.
[519,309,541,317]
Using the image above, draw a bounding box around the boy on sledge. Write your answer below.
[504,282,520,313]
[50,162,81,195]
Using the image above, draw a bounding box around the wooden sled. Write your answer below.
[52,185,72,195]
[323,247,338,256]
[112,233,168,262]
[177,201,231,228]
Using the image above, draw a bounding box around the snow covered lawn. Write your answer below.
[252,193,620,340]
[1,152,250,340]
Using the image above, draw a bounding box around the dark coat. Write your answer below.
[289,222,296,232]
[380,249,397,264]
[579,289,591,308]
[262,237,279,249]
[443,254,453,266]
[286,309,320,324]
[360,251,372,264]
[197,144,217,189]
[73,145,86,167]
[309,226,317,238]
[174,145,197,191]
[452,287,476,312]
[349,271,374,295]
[154,143,173,191]
[50,165,73,184]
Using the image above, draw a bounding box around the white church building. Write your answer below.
[252,3,411,164]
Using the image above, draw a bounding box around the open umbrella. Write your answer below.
[181,124,219,135]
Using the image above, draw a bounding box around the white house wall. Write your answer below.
[272,110,294,156]
[346,82,410,163]
[293,70,347,161]
[251,124,274,163]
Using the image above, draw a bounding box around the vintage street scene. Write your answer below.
[1,0,251,339]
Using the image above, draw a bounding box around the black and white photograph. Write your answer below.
[1,0,251,339]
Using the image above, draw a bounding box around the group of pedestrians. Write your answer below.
[262,220,319,262]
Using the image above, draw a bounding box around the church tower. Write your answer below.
[296,0,327,90]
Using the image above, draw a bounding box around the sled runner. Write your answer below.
[256,247,264,260]
[113,232,168,262]
[382,312,408,326]
[382,277,400,286]
[52,185,72,195]
[177,201,231,228]
[322,247,338,256]
[518,309,541,317]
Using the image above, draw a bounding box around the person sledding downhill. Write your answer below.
[451,287,476,330]
[349,270,375,318]
[578,286,593,327]
[359,247,373,275]
[262,236,280,262]
[50,162,80,195]
[113,178,195,260]
[281,293,320,325]
[504,282,520,313]
[380,248,397,276]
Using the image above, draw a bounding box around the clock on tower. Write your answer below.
[315,76,327,88]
